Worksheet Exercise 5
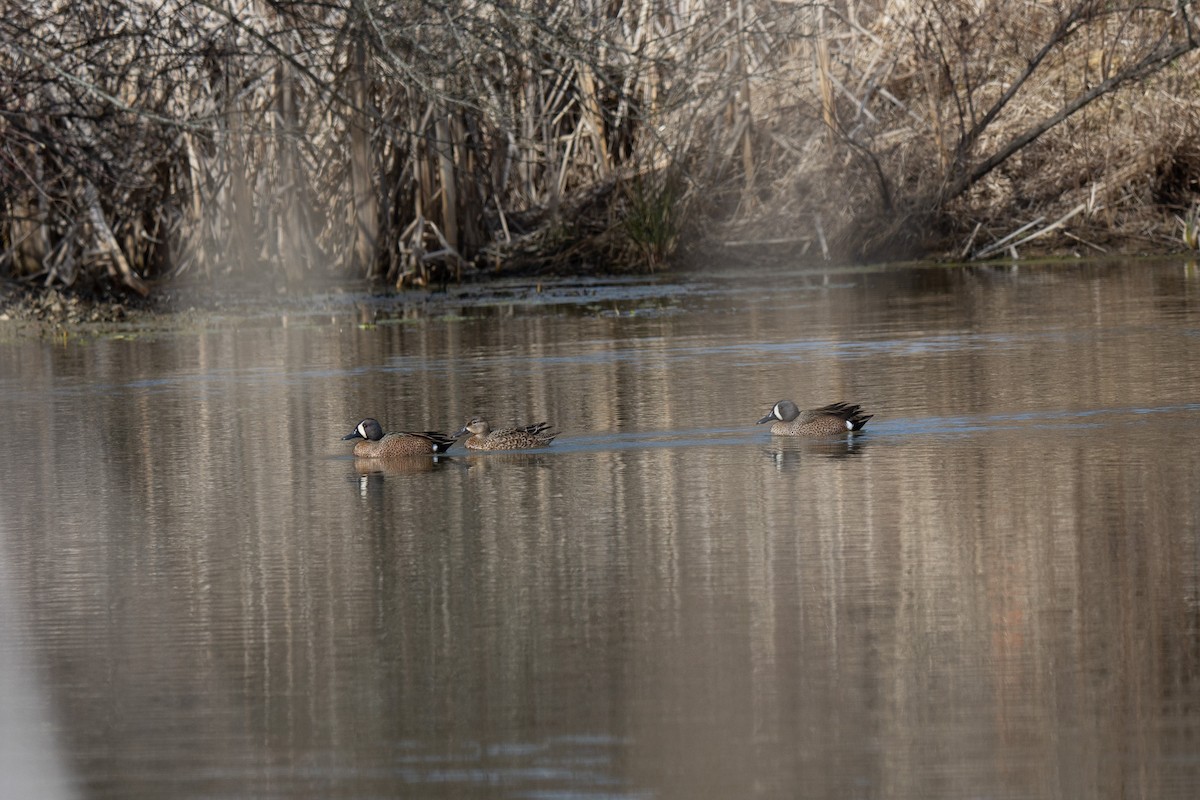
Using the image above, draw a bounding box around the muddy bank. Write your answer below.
[0,269,696,339]
[4,244,1196,340]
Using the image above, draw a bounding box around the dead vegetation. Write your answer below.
[1,1,1198,298]
[734,0,1200,261]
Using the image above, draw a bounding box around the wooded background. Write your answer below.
[2,1,1197,295]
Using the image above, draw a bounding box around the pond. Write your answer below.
[2,259,1199,799]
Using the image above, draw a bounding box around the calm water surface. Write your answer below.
[2,260,1200,799]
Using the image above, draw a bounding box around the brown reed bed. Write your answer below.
[1,1,1197,299]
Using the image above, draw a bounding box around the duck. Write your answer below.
[341,418,457,457]
[452,417,556,450]
[757,401,873,436]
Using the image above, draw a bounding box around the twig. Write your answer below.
[84,182,149,296]
[1010,204,1086,249]
[1062,230,1107,253]
[814,213,829,261]
[974,204,1087,259]
[973,216,1045,260]
[960,222,982,260]
[723,236,813,247]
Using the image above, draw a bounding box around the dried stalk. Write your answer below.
[2,0,1198,294]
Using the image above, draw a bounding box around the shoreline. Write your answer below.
[3,248,1196,338]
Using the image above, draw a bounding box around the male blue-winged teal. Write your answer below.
[757,401,873,436]
[452,417,556,450]
[342,418,456,457]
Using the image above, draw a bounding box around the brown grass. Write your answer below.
[727,0,1200,261]
[1,1,1197,296]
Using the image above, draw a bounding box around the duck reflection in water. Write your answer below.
[766,436,869,470]
[353,455,448,476]
[462,452,555,471]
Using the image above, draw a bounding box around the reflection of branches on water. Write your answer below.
[463,453,555,471]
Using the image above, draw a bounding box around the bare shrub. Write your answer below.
[2,0,1197,295]
[733,0,1200,260]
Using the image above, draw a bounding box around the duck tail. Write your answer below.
[423,431,458,452]
[849,414,873,431]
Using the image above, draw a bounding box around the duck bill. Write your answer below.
[341,430,364,441]
[756,414,774,425]
[451,427,469,439]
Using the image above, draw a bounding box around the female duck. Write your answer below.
[757,401,873,436]
[342,418,457,457]
[453,417,556,450]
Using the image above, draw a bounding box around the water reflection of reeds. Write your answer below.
[3,261,1200,796]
